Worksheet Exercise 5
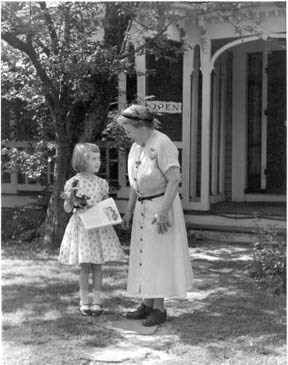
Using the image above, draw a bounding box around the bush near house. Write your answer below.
[3,206,286,295]
[248,226,286,295]
[1,207,46,243]
[1,206,131,248]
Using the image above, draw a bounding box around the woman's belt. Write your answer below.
[137,192,165,201]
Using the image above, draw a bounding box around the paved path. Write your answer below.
[80,241,254,364]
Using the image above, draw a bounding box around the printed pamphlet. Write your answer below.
[79,198,122,230]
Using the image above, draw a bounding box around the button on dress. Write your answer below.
[127,130,193,298]
[58,173,125,265]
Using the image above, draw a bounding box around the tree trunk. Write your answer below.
[80,76,116,142]
[42,78,115,247]
[43,140,72,247]
[43,105,73,247]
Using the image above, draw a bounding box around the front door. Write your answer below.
[266,51,286,193]
[246,49,286,194]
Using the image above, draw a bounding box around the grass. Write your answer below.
[1,231,286,364]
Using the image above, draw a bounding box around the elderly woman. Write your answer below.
[118,104,193,326]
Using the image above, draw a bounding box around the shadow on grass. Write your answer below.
[2,240,286,358]
[170,293,286,345]
[165,241,286,353]
[2,279,138,349]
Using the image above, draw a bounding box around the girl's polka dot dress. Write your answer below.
[58,173,125,265]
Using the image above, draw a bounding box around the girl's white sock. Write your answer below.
[80,289,89,305]
[92,290,101,305]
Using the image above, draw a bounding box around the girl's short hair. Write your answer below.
[72,143,100,172]
[117,104,159,128]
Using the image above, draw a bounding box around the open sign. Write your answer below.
[145,101,182,114]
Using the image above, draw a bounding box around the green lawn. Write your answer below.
[2,238,286,365]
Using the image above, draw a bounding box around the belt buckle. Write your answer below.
[137,194,144,202]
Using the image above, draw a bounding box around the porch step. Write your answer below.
[186,223,286,244]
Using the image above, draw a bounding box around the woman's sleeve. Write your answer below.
[157,137,180,174]
[127,143,137,190]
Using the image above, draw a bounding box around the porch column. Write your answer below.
[232,47,246,201]
[211,62,220,196]
[181,46,194,203]
[189,46,200,200]
[135,51,146,102]
[219,55,227,195]
[200,38,212,210]
[118,73,127,110]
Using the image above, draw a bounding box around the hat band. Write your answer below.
[121,113,153,122]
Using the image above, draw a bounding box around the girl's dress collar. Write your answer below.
[78,172,96,178]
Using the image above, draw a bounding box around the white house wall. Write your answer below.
[197,5,285,40]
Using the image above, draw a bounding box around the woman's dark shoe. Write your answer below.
[142,309,167,326]
[126,303,153,320]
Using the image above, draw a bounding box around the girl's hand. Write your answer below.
[61,191,72,201]
[151,209,171,234]
[62,191,74,213]
[122,211,133,230]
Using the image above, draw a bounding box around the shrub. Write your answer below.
[2,207,46,244]
[248,226,286,295]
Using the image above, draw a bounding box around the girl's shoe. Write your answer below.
[90,304,103,316]
[80,304,91,316]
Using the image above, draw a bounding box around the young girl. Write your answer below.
[58,143,125,316]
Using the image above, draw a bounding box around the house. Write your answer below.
[116,2,286,236]
[2,2,286,237]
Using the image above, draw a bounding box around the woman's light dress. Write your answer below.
[127,130,193,298]
[58,173,125,265]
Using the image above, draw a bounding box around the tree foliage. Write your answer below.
[1,1,187,245]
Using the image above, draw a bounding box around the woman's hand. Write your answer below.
[122,211,133,230]
[151,166,180,234]
[151,209,171,234]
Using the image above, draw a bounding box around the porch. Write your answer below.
[185,201,286,243]
[2,193,286,244]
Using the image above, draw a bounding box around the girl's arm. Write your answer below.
[152,166,181,234]
[121,187,137,230]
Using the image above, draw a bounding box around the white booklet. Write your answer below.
[79,198,122,230]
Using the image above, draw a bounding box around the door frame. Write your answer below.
[232,39,286,202]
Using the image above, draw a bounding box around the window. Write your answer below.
[1,149,11,183]
[1,142,54,193]
[98,147,120,192]
[145,39,183,141]
[126,43,137,105]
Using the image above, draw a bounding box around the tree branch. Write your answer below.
[118,16,179,61]
[38,1,59,55]
[34,38,51,57]
[2,31,57,97]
